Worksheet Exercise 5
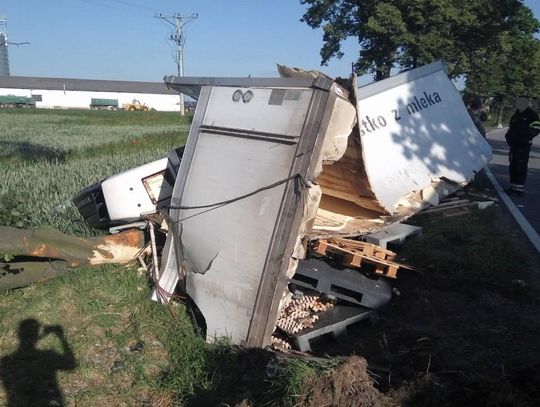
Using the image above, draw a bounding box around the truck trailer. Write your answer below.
[90,98,119,110]
[0,94,36,108]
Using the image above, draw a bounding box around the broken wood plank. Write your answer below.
[331,240,396,262]
[420,205,472,216]
[430,199,471,208]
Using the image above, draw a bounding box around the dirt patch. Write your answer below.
[298,356,389,407]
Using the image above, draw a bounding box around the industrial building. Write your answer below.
[0,76,182,111]
[0,15,182,112]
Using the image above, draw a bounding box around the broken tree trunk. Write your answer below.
[0,227,145,290]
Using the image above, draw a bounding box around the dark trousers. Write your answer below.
[509,144,531,186]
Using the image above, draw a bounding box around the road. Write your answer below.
[486,128,540,249]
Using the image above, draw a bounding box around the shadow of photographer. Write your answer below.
[0,319,76,406]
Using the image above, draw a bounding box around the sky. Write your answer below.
[1,0,540,82]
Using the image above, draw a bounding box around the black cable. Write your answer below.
[75,0,148,16]
[167,173,309,211]
[109,0,163,13]
[154,173,310,300]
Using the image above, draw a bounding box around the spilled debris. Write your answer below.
[2,60,492,353]
[148,60,490,348]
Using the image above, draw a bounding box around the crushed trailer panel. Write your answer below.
[158,75,357,347]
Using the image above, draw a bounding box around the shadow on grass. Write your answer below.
[1,141,68,163]
[166,345,274,407]
[0,319,76,406]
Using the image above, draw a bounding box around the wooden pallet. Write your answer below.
[311,238,400,278]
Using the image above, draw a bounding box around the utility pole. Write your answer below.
[0,15,30,76]
[155,13,198,116]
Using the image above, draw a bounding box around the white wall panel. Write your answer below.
[356,66,492,211]
[0,87,180,111]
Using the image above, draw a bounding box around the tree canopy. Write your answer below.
[301,0,539,84]
[465,4,540,106]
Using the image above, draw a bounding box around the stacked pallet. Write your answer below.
[272,235,413,350]
[312,238,401,278]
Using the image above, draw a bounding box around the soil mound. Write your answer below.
[298,356,388,407]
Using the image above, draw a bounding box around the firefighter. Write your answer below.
[505,96,540,195]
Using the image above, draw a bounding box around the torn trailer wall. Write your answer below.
[72,65,491,238]
[155,61,490,348]
[37,61,490,348]
[157,76,357,347]
[314,61,492,237]
[29,61,488,346]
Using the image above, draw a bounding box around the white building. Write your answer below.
[0,76,182,111]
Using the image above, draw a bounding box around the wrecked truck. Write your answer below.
[151,60,491,347]
[1,60,491,349]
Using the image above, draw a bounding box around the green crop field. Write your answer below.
[0,109,189,234]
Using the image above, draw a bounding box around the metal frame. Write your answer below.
[152,85,213,301]
[0,76,177,94]
[247,87,332,347]
[357,60,447,100]
[164,75,334,100]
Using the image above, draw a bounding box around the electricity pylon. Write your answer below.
[155,13,198,116]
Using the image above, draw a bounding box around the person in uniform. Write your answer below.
[505,96,540,195]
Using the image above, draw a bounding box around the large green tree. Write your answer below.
[300,0,532,80]
[465,4,540,122]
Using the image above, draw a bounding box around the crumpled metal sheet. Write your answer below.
[312,61,492,238]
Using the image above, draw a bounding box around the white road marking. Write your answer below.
[484,166,540,253]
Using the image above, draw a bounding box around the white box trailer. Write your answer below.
[151,61,491,347]
[314,61,492,237]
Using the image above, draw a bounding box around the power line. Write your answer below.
[108,0,163,14]
[75,0,149,17]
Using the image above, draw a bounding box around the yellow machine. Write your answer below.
[122,99,149,112]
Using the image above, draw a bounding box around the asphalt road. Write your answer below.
[487,127,540,238]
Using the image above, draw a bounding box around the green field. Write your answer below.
[0,109,189,234]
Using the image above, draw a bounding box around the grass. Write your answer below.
[1,108,536,406]
[0,264,190,405]
[401,206,530,296]
[0,263,331,406]
[0,108,324,406]
[265,358,344,407]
